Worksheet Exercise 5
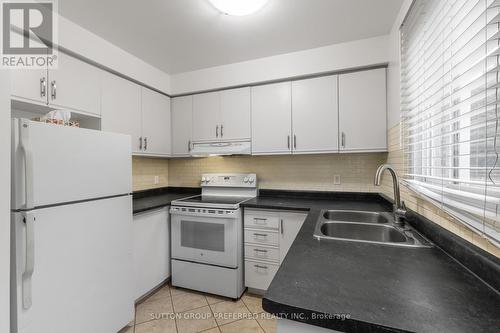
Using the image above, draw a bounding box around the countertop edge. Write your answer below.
[262,298,408,333]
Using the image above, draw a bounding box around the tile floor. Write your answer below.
[120,284,277,333]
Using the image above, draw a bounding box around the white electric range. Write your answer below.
[170,173,257,299]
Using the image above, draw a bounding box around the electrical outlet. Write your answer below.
[154,175,160,185]
[333,175,341,185]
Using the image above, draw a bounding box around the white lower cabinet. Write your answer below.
[244,209,307,291]
[245,260,280,291]
[244,229,279,247]
[279,211,308,261]
[132,207,170,301]
[244,244,281,262]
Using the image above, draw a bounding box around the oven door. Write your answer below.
[170,208,240,268]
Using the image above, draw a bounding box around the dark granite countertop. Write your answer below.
[132,187,200,214]
[241,190,500,333]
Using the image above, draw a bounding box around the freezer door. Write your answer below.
[12,119,132,210]
[11,195,134,333]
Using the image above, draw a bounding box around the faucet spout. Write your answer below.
[374,164,406,224]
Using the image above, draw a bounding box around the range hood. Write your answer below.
[190,141,251,157]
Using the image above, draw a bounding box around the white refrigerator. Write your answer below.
[10,119,134,333]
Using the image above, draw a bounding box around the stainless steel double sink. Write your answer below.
[313,210,432,248]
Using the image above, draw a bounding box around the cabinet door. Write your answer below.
[251,82,292,155]
[48,53,101,115]
[279,212,307,262]
[101,72,142,153]
[133,207,170,300]
[171,96,193,156]
[11,68,48,105]
[141,88,171,156]
[192,92,220,141]
[292,76,338,154]
[220,87,251,140]
[338,68,387,152]
[10,37,48,105]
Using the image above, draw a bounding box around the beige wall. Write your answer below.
[380,125,500,258]
[132,157,169,191]
[168,153,386,192]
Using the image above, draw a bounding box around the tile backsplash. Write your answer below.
[131,133,499,258]
[132,157,169,191]
[380,124,500,258]
[168,153,387,192]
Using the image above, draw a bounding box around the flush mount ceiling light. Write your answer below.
[208,0,269,16]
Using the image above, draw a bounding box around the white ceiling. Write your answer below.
[58,0,403,74]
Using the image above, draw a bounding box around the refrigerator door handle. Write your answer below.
[20,119,34,209]
[22,212,35,310]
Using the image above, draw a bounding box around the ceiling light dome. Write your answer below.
[209,0,269,16]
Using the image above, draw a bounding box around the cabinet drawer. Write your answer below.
[244,211,280,230]
[244,229,279,246]
[245,260,279,291]
[245,244,280,263]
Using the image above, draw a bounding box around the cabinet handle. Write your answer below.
[40,78,46,97]
[253,217,267,225]
[216,125,219,138]
[188,140,192,152]
[281,219,284,234]
[287,135,290,149]
[293,135,297,149]
[220,124,224,138]
[254,264,268,270]
[341,132,346,148]
[139,137,143,150]
[253,249,268,253]
[144,137,148,150]
[50,80,56,100]
[253,233,267,237]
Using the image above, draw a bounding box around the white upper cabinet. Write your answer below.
[251,82,292,155]
[10,53,101,116]
[48,53,101,116]
[171,96,193,156]
[101,72,171,156]
[291,75,338,154]
[141,88,171,156]
[220,87,251,140]
[11,68,48,105]
[192,88,251,142]
[192,92,220,141]
[10,38,48,105]
[338,68,387,152]
[101,72,142,153]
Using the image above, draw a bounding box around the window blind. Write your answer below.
[401,0,500,246]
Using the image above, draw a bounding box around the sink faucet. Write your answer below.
[374,164,407,225]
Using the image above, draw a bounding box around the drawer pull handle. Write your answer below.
[254,218,267,224]
[254,264,268,269]
[253,233,267,237]
[253,249,268,253]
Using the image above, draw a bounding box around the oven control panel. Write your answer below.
[200,173,257,187]
[170,206,239,218]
